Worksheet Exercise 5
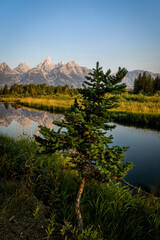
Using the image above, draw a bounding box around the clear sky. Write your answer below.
[0,0,160,73]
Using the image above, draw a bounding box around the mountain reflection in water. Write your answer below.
[1,103,160,195]
[0,103,64,138]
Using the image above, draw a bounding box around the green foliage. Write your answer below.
[0,83,79,97]
[3,84,9,94]
[45,212,55,239]
[111,111,160,130]
[0,135,37,179]
[20,101,69,113]
[32,205,40,219]
[36,62,133,183]
[61,221,103,240]
[1,135,160,239]
[134,73,160,95]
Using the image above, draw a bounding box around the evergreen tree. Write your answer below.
[133,78,139,94]
[154,76,160,93]
[134,73,142,94]
[3,84,9,95]
[144,74,153,95]
[134,73,155,95]
[35,62,133,230]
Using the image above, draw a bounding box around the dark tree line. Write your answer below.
[0,83,79,96]
[134,73,160,95]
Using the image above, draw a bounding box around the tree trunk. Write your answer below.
[75,177,85,231]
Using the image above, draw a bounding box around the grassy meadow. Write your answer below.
[113,92,160,114]
[110,93,160,130]
[1,135,160,239]
[0,94,75,113]
[1,92,160,129]
[1,92,160,114]
[18,96,75,113]
[0,92,160,238]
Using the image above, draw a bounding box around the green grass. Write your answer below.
[110,111,160,130]
[1,135,160,239]
[109,92,160,130]
[1,92,160,127]
[112,92,160,114]
[0,95,76,113]
[1,92,160,114]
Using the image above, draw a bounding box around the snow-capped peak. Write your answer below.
[0,62,11,71]
[67,61,77,67]
[14,62,31,74]
[55,61,65,68]
[37,57,55,74]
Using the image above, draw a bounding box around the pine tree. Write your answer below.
[144,74,154,95]
[3,84,9,95]
[134,73,142,94]
[35,62,133,230]
[154,76,160,93]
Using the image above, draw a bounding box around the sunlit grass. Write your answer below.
[111,93,160,114]
[19,97,74,107]
[1,92,160,114]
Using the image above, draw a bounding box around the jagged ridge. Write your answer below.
[0,58,160,89]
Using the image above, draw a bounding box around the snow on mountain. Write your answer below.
[47,60,91,87]
[0,58,160,89]
[21,67,47,85]
[14,62,31,75]
[20,57,55,85]
[0,62,20,88]
[55,61,65,68]
[36,56,55,75]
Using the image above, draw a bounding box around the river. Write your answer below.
[0,102,160,195]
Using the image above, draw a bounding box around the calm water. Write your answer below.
[0,103,160,194]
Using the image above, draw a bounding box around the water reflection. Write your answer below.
[0,103,160,195]
[107,124,160,195]
[3,102,9,110]
[0,103,63,139]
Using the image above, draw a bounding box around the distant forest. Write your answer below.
[0,83,79,96]
[134,73,160,94]
[1,74,160,97]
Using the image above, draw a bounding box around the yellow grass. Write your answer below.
[19,97,74,107]
[111,93,160,114]
[1,93,160,115]
[114,102,160,114]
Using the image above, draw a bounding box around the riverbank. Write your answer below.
[1,93,160,130]
[0,95,74,113]
[110,93,160,130]
[111,111,160,130]
[1,134,160,239]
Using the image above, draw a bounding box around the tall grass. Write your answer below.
[112,92,160,114]
[0,96,75,113]
[18,97,74,113]
[1,93,160,129]
[110,111,160,130]
[1,92,160,115]
[107,93,160,129]
[1,135,160,239]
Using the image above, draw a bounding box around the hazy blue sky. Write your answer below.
[0,0,160,72]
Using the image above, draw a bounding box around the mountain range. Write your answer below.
[0,57,160,89]
[0,103,63,138]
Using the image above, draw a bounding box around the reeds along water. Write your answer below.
[110,111,160,130]
[1,93,160,126]
[108,93,160,130]
[18,97,73,113]
[20,101,69,113]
